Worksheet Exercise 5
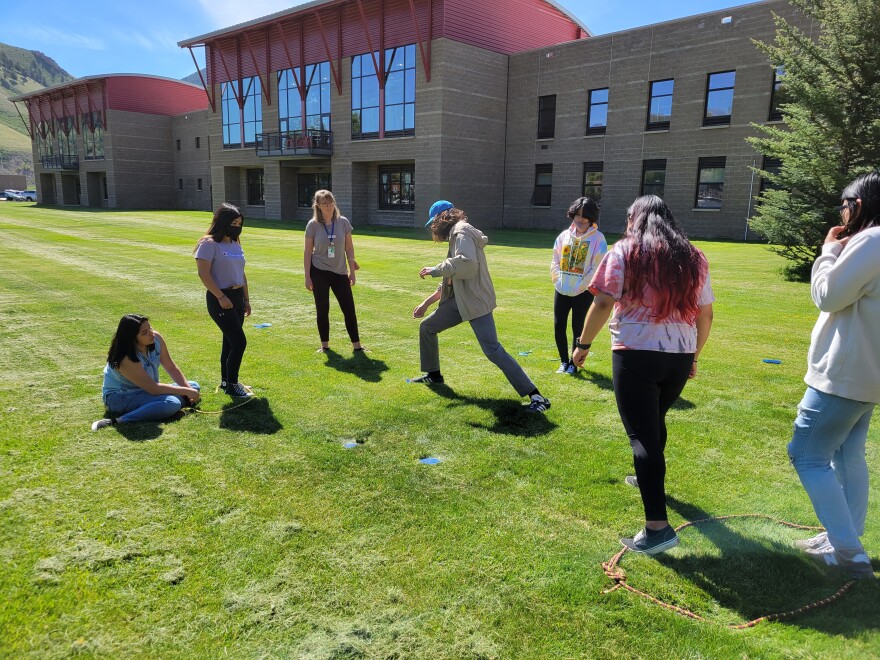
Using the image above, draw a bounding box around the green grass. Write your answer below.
[0,204,877,658]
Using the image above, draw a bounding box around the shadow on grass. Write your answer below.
[113,422,165,442]
[427,383,557,436]
[654,496,880,633]
[670,397,695,411]
[322,348,389,382]
[218,397,283,434]
[577,367,613,391]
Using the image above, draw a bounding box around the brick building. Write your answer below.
[14,0,805,239]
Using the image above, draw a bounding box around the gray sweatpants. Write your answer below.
[419,298,536,397]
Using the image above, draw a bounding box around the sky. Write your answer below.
[2,0,753,81]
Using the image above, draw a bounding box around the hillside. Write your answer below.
[0,42,74,183]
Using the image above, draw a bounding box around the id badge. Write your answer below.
[328,245,335,258]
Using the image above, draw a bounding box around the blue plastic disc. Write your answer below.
[518,351,532,356]
[419,457,441,465]
[762,359,782,364]
[343,442,358,449]
[253,322,272,328]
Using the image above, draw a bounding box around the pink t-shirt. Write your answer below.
[588,239,714,353]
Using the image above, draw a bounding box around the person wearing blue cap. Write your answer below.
[411,201,551,413]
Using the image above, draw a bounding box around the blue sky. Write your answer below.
[5,0,750,81]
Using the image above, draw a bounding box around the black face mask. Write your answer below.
[226,226,242,239]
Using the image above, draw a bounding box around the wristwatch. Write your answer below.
[574,340,592,350]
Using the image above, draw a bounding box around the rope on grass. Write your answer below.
[601,514,860,629]
[184,385,258,416]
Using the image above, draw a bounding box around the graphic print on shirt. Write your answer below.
[561,238,589,275]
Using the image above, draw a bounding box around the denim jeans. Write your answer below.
[788,386,874,553]
[105,381,200,423]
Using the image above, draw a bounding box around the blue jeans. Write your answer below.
[104,381,199,423]
[788,386,874,553]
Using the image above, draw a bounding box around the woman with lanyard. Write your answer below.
[303,189,364,353]
[195,202,254,398]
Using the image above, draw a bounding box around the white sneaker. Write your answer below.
[795,531,828,552]
[91,418,113,431]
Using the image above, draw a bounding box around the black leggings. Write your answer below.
[310,265,360,343]
[612,350,694,521]
[554,289,594,363]
[206,287,247,384]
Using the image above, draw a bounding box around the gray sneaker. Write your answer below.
[621,526,679,555]
[813,546,875,580]
[91,418,113,431]
[624,475,639,488]
[795,531,828,551]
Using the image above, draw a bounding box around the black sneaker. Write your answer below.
[409,374,444,384]
[525,394,551,413]
[621,526,679,555]
[225,382,254,398]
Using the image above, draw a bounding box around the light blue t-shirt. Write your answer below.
[102,336,162,403]
[194,238,246,289]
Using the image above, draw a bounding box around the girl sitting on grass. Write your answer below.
[91,314,200,431]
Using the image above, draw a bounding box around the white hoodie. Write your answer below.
[806,225,880,403]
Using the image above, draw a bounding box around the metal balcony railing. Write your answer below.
[255,129,333,157]
[41,155,80,170]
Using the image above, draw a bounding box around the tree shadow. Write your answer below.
[218,397,283,434]
[647,496,880,633]
[426,383,557,436]
[322,348,389,383]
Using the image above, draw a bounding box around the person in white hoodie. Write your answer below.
[551,197,608,375]
[788,170,880,580]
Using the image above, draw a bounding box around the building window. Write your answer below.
[176,139,181,151]
[102,176,108,200]
[582,162,603,202]
[197,178,203,192]
[759,156,783,193]
[646,79,674,131]
[533,164,553,206]
[352,44,416,139]
[222,76,263,148]
[537,95,556,139]
[178,179,183,191]
[641,159,667,197]
[768,66,786,122]
[82,112,104,160]
[704,71,735,126]
[57,117,77,159]
[695,157,726,209]
[279,61,332,136]
[298,173,332,207]
[247,169,265,205]
[195,136,201,149]
[586,88,608,135]
[378,165,414,210]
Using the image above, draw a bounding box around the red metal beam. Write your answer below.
[216,39,243,107]
[314,9,342,94]
[102,79,109,132]
[11,100,33,139]
[188,45,215,112]
[356,0,381,88]
[243,31,271,105]
[407,0,431,82]
[276,21,305,101]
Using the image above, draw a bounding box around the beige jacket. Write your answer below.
[430,221,496,321]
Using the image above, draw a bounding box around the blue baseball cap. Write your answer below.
[426,200,454,227]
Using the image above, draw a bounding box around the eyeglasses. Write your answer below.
[836,199,857,212]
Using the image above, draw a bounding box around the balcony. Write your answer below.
[255,129,333,158]
[41,155,80,170]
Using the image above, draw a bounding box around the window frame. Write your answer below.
[703,70,736,127]
[768,66,785,122]
[221,76,263,148]
[641,159,667,197]
[586,88,609,136]
[246,168,265,206]
[646,79,674,131]
[695,156,727,209]
[297,172,332,208]
[582,161,603,202]
[537,94,556,139]
[378,164,415,211]
[352,44,416,140]
[533,163,553,207]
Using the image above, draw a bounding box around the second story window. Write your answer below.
[537,95,556,139]
[83,112,104,160]
[704,71,735,126]
[768,66,786,122]
[646,79,674,131]
[57,117,77,159]
[221,76,262,148]
[279,62,332,135]
[384,45,415,137]
[352,44,416,140]
[586,88,608,136]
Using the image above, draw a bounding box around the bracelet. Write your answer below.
[574,340,592,350]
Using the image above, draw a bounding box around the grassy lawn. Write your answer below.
[0,203,877,658]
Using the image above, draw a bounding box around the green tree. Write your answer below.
[749,0,880,280]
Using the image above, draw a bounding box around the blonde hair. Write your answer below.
[311,189,340,223]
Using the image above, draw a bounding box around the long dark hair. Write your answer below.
[839,170,880,238]
[431,208,467,242]
[107,314,150,368]
[623,195,704,323]
[195,203,242,250]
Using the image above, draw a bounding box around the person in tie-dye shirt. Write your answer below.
[551,197,607,375]
[571,195,714,555]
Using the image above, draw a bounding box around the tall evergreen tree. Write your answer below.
[749,0,880,279]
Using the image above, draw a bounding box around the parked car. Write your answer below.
[3,189,25,201]
[20,189,37,202]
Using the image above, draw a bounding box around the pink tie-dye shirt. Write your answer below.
[588,239,714,353]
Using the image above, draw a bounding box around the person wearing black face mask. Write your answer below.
[194,202,254,398]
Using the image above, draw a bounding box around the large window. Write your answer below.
[82,111,104,160]
[57,117,77,159]
[222,76,262,148]
[537,95,556,139]
[582,162,603,202]
[298,173,331,208]
[760,156,783,193]
[641,159,667,197]
[646,79,674,131]
[247,168,265,206]
[768,66,787,122]
[586,88,608,135]
[704,71,735,126]
[279,62,332,134]
[695,157,726,209]
[378,165,414,210]
[352,44,415,139]
[533,164,553,206]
